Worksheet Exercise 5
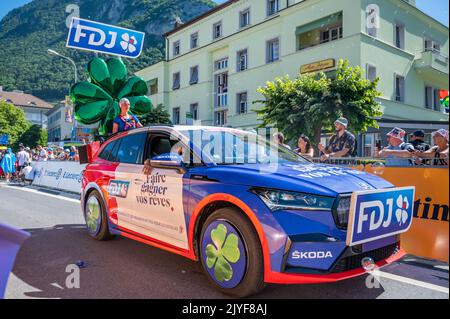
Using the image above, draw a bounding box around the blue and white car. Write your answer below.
[81,126,414,297]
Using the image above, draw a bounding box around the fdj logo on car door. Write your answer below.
[347,187,415,246]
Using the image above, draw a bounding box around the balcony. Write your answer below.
[414,50,449,86]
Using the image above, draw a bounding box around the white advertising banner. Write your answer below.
[31,161,86,194]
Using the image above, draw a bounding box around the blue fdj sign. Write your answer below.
[347,187,415,246]
[66,18,145,59]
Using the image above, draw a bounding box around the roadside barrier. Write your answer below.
[31,161,86,194]
[364,165,449,263]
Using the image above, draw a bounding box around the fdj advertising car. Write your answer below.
[80,126,414,297]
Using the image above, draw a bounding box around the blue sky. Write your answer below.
[0,0,449,26]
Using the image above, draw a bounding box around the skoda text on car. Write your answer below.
[80,126,415,297]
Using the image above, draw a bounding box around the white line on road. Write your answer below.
[377,271,449,294]
[0,184,80,204]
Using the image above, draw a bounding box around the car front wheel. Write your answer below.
[199,207,265,298]
[84,190,114,241]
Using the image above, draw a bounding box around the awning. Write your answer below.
[296,12,342,35]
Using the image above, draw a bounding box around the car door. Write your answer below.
[123,131,189,250]
[107,132,148,233]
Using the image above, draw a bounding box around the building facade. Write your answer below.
[46,102,74,143]
[136,0,449,154]
[0,86,53,127]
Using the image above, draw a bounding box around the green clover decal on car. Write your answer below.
[86,199,100,232]
[70,57,152,136]
[205,224,241,282]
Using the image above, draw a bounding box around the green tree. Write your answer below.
[138,104,172,126]
[255,59,382,148]
[0,100,31,147]
[15,125,48,149]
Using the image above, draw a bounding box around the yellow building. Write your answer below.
[136,0,449,153]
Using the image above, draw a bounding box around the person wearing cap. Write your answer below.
[413,129,449,166]
[410,130,430,152]
[318,117,356,161]
[112,98,143,134]
[378,127,415,167]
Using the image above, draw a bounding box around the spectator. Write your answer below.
[112,98,143,134]
[0,148,16,182]
[36,145,48,162]
[410,130,431,152]
[273,132,291,150]
[377,128,415,167]
[16,146,30,173]
[319,117,356,161]
[414,129,449,166]
[294,135,314,158]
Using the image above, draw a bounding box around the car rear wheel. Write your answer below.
[84,190,114,241]
[199,207,265,298]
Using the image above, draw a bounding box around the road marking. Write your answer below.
[377,271,449,294]
[0,184,80,204]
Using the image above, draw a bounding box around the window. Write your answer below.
[237,92,248,114]
[267,0,279,16]
[394,23,405,49]
[237,49,248,72]
[99,140,118,161]
[215,73,228,107]
[240,9,250,28]
[426,86,442,111]
[148,78,158,95]
[266,38,280,63]
[149,136,176,159]
[297,13,343,50]
[173,107,180,125]
[215,58,228,70]
[172,72,180,90]
[190,32,199,49]
[116,133,147,164]
[214,110,227,126]
[173,41,180,56]
[367,64,377,81]
[190,66,199,85]
[394,74,405,102]
[425,86,433,109]
[425,38,441,53]
[321,26,342,43]
[366,6,378,37]
[190,103,199,120]
[213,22,222,40]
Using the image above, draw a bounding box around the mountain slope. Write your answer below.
[0,0,215,101]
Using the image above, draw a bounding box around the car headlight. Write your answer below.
[252,188,335,211]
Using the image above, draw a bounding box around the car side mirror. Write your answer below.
[150,153,186,174]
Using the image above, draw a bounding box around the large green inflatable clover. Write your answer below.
[70,57,152,136]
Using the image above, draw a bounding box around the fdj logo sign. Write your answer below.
[108,180,130,198]
[66,18,145,59]
[347,187,415,246]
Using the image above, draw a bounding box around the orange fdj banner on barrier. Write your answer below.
[364,165,449,262]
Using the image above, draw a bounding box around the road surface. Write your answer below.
[0,182,448,299]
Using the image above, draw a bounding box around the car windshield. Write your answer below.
[179,128,309,165]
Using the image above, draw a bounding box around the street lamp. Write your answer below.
[47,49,78,142]
[47,49,78,84]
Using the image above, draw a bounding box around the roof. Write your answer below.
[164,0,239,37]
[0,90,54,110]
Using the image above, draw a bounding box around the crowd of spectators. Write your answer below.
[0,143,80,183]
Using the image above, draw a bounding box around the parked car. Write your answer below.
[80,126,414,297]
